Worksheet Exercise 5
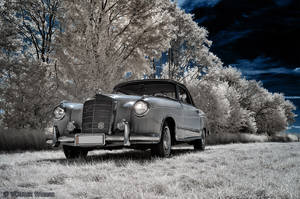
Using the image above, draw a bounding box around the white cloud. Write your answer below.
[242,67,297,76]
[232,56,299,76]
[287,125,300,130]
[285,96,300,99]
[176,0,186,7]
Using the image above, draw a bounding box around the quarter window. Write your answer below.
[178,87,192,105]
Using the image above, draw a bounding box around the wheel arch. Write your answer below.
[161,116,176,144]
[203,127,207,137]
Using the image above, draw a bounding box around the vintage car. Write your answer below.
[52,79,208,159]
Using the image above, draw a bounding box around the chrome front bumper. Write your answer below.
[56,135,160,144]
[49,120,160,147]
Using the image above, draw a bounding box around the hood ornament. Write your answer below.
[96,88,103,95]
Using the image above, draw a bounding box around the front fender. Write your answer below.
[53,101,83,137]
[129,97,181,140]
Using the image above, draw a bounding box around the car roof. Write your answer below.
[113,79,189,91]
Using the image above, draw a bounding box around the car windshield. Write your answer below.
[114,82,177,99]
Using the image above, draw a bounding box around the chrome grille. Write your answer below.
[82,95,113,134]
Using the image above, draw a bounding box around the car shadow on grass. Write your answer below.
[37,147,197,166]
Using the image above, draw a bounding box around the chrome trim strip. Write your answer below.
[108,101,118,135]
[177,136,202,142]
[106,136,160,142]
[177,126,201,133]
[58,134,160,144]
[58,136,74,143]
[123,120,130,146]
[52,126,57,146]
[131,136,160,141]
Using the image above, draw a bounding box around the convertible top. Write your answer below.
[113,79,188,92]
[113,79,195,105]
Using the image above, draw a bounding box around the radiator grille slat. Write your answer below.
[82,95,113,134]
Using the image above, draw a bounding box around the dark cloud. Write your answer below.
[191,0,300,64]
[178,0,221,12]
[183,0,300,130]
[273,0,293,6]
[212,30,253,47]
[190,0,300,84]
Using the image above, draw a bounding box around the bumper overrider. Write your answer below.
[51,120,160,147]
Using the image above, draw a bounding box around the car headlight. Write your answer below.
[53,107,65,120]
[133,101,149,116]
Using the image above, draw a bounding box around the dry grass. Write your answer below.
[1,143,300,198]
[0,128,49,151]
[206,133,269,145]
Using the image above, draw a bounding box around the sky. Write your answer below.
[177,0,300,132]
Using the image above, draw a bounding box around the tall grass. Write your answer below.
[206,132,299,145]
[0,128,49,151]
[206,133,269,145]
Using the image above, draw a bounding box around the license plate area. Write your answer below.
[75,134,105,146]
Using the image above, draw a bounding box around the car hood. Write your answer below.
[59,94,142,109]
[107,94,142,102]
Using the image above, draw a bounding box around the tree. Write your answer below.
[0,60,56,128]
[190,80,231,134]
[54,0,178,100]
[0,0,61,62]
[159,6,222,81]
[0,0,61,128]
[251,91,296,135]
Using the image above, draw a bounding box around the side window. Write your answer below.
[178,87,192,105]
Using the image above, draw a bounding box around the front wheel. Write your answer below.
[63,145,88,159]
[193,130,205,151]
[151,123,172,157]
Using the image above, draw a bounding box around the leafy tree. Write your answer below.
[54,0,178,100]
[160,6,222,81]
[185,66,295,135]
[0,0,61,128]
[0,0,61,62]
[0,60,56,128]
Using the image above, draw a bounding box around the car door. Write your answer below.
[177,86,202,140]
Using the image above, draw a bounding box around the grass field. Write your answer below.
[0,128,50,151]
[1,143,300,199]
[1,127,298,152]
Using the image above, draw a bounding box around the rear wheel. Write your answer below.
[151,123,172,157]
[193,130,205,151]
[63,145,88,159]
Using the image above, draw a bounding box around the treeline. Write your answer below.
[188,67,295,136]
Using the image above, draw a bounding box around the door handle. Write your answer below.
[195,110,199,114]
